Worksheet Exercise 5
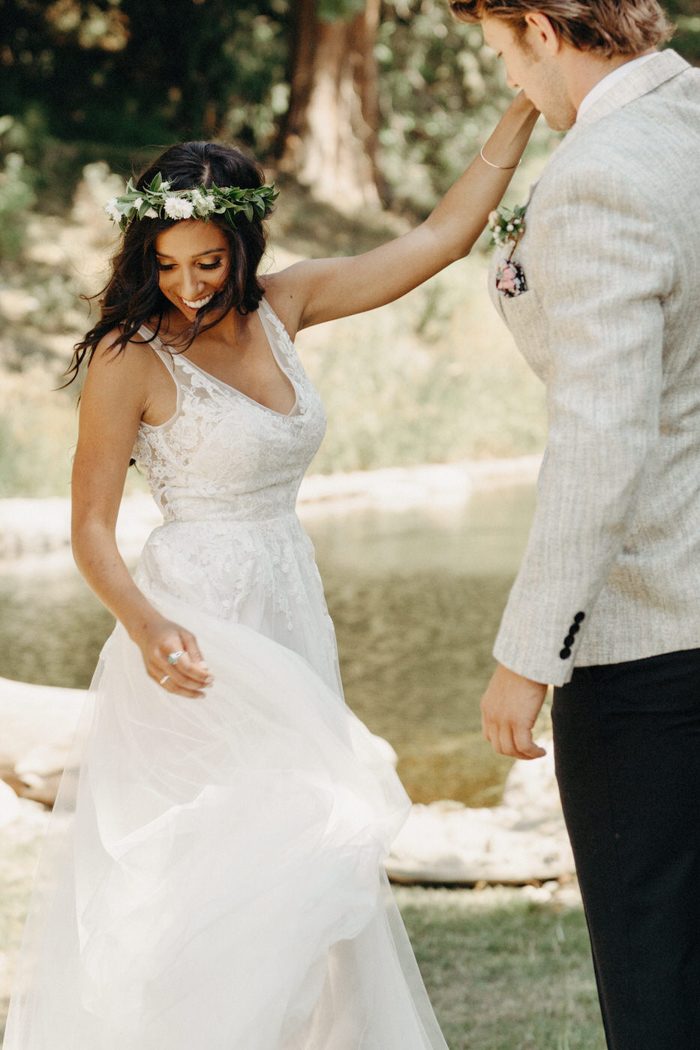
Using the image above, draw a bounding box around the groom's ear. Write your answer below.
[523,11,564,55]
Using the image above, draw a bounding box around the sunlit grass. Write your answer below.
[399,886,605,1050]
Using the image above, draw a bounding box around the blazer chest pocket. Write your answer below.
[500,286,549,381]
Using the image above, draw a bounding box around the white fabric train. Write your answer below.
[3,591,448,1049]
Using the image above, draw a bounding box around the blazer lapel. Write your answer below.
[576,49,689,128]
[548,50,689,163]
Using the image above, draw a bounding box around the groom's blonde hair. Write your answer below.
[449,0,675,57]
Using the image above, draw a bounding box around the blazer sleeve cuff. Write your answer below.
[493,625,578,688]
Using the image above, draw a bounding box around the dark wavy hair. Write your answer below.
[65,140,272,384]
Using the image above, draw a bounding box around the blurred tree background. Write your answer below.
[0,0,521,211]
[0,0,697,494]
[0,0,696,209]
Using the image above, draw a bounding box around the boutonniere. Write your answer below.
[488,204,528,299]
[487,204,527,250]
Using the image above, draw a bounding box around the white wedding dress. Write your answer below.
[2,299,449,1050]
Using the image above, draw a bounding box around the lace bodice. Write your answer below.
[130,299,338,685]
[132,298,326,524]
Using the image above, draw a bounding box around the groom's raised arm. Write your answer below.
[493,159,673,688]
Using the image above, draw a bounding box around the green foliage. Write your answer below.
[666,1,700,64]
[0,107,51,176]
[318,0,366,21]
[0,0,696,216]
[0,0,290,150]
[377,1,555,210]
[0,373,75,498]
[0,124,37,260]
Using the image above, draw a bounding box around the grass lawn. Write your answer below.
[397,885,606,1050]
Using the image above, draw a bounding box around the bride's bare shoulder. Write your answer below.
[84,327,162,402]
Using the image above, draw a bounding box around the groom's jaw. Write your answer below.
[479,15,578,131]
[540,86,578,131]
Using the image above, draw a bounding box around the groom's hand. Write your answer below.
[481,664,548,761]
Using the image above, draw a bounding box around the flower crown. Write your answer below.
[104,172,278,232]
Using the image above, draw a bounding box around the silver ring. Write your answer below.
[167,650,185,666]
[159,674,170,686]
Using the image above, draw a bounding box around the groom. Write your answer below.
[449,1,700,1047]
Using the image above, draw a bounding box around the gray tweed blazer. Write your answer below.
[488,50,700,686]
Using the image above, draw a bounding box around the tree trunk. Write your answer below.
[276,0,384,211]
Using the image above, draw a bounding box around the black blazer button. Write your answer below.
[570,623,580,635]
[574,612,586,624]
[559,647,572,659]
[564,634,575,647]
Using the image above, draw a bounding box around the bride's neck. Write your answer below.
[160,305,241,347]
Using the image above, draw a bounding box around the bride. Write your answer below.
[2,92,537,1050]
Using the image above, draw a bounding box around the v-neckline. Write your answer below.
[143,301,299,419]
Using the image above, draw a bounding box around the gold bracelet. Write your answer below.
[480,145,520,171]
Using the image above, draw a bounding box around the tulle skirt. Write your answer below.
[2,590,449,1049]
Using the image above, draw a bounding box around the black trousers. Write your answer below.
[553,648,700,1050]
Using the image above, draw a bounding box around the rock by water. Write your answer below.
[386,741,574,884]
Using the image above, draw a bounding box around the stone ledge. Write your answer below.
[386,745,574,885]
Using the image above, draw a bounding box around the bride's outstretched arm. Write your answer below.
[71,336,212,699]
[270,91,538,331]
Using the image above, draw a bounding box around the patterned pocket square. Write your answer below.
[496,259,528,298]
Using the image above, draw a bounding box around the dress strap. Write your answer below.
[137,325,177,375]
[134,325,183,433]
[257,298,309,415]
[258,298,296,362]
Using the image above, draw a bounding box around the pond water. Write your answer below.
[0,484,535,806]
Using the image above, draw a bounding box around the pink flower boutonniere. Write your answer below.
[495,259,527,297]
[488,204,528,299]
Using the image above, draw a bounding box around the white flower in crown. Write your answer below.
[163,196,195,220]
[191,189,217,216]
[104,198,121,223]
